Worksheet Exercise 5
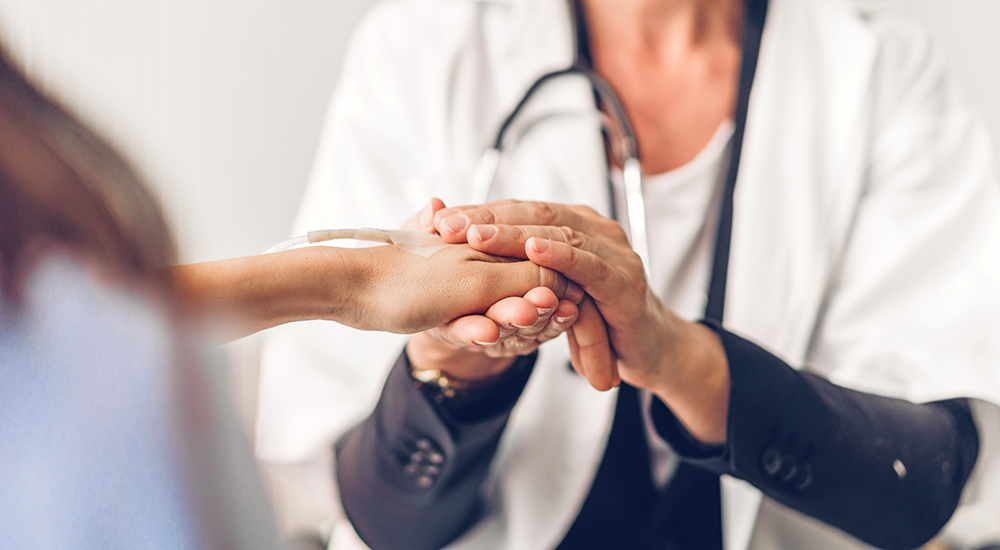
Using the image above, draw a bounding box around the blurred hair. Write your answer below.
[0,44,175,303]
[0,43,259,549]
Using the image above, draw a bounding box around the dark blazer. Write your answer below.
[336,322,979,550]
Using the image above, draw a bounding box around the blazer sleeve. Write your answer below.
[650,320,980,550]
[336,351,536,550]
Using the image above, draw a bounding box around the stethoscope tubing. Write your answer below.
[480,65,652,278]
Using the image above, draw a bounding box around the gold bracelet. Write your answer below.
[409,367,509,403]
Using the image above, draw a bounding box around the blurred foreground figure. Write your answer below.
[0,44,281,549]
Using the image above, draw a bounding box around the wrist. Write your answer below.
[650,320,730,444]
[410,362,514,404]
[407,332,517,381]
[316,247,377,330]
[411,351,538,423]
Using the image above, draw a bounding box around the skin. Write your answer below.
[583,0,742,173]
[170,199,579,344]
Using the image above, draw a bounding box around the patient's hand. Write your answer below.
[168,198,578,347]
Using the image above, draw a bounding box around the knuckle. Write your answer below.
[564,245,579,266]
[529,202,557,224]
[464,207,494,226]
[557,225,578,245]
[478,208,497,225]
[571,246,590,271]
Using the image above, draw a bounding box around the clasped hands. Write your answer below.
[402,198,730,444]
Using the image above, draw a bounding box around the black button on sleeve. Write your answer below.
[760,446,782,477]
[792,463,813,491]
[776,454,798,482]
[399,437,445,488]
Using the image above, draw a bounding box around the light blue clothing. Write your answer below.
[0,256,277,549]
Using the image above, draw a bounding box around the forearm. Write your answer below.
[648,315,731,444]
[652,322,979,550]
[170,247,363,341]
[336,350,535,550]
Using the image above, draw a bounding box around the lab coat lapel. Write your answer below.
[727,0,876,361]
[496,0,569,107]
[494,0,611,213]
[723,0,877,549]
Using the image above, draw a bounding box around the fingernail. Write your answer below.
[554,315,572,324]
[529,237,549,254]
[473,339,497,346]
[512,322,533,329]
[419,201,434,228]
[537,307,555,316]
[472,225,496,241]
[443,215,468,234]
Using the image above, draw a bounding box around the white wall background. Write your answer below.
[1,0,998,541]
[0,0,378,265]
[900,0,1000,159]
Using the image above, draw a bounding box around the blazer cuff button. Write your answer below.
[791,463,813,491]
[760,446,782,477]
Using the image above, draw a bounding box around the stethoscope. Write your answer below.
[471,0,768,323]
[466,0,652,275]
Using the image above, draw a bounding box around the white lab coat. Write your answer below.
[256,0,1000,547]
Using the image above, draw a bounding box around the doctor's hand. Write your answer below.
[401,199,585,381]
[434,200,730,444]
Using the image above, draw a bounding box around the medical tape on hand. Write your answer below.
[266,229,449,257]
[305,229,448,258]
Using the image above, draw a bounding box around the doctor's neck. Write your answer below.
[582,0,742,46]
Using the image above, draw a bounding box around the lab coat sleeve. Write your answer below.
[811,14,1000,408]
[336,351,536,550]
[810,15,1000,546]
[650,322,979,550]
